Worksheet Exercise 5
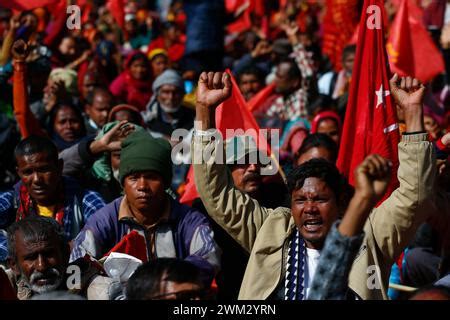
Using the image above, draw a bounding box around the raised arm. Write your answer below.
[369,75,436,262]
[12,40,46,138]
[192,72,273,253]
[308,155,392,300]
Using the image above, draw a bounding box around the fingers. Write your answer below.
[361,154,392,180]
[222,72,232,96]
[213,72,222,89]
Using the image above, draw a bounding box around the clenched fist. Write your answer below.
[196,72,232,110]
[354,154,392,204]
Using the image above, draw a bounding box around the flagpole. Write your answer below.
[270,152,287,184]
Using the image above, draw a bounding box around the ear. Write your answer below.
[7,257,20,277]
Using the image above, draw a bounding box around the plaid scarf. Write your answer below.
[285,230,307,300]
[16,184,65,225]
[267,88,308,121]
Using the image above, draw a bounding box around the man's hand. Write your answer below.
[280,20,300,46]
[339,154,392,237]
[354,154,392,205]
[11,39,29,61]
[251,40,272,58]
[90,120,136,155]
[43,80,68,113]
[389,73,425,132]
[195,72,232,130]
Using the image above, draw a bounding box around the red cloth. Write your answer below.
[0,0,58,10]
[247,83,276,112]
[0,268,16,300]
[336,0,400,205]
[109,51,153,111]
[180,71,271,205]
[107,0,126,29]
[322,0,360,70]
[147,37,185,63]
[310,110,342,134]
[104,230,148,263]
[387,0,445,83]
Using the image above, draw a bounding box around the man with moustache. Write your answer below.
[70,130,221,286]
[6,216,73,299]
[193,71,435,300]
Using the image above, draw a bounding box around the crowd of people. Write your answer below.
[1,0,450,301]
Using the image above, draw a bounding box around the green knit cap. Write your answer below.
[119,130,172,185]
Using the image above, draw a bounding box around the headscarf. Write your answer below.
[310,110,342,134]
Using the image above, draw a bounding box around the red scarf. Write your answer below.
[16,184,65,225]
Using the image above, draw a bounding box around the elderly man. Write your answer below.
[71,130,221,286]
[142,69,194,140]
[6,216,114,300]
[6,216,72,299]
[0,135,105,262]
[192,71,435,300]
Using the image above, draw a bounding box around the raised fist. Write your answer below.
[354,154,392,204]
[196,72,232,109]
[389,73,425,110]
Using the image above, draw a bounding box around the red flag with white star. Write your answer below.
[336,0,400,203]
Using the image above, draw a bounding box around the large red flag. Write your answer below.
[107,0,125,29]
[336,0,400,202]
[387,0,445,83]
[180,71,271,205]
[0,0,59,11]
[322,0,360,70]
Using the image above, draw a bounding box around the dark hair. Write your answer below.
[278,57,302,81]
[86,87,113,106]
[238,65,265,84]
[294,133,338,164]
[126,51,149,69]
[342,44,356,61]
[14,135,59,164]
[126,258,204,300]
[48,103,86,137]
[7,216,67,263]
[287,158,352,211]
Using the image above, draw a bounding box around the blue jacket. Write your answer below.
[0,177,105,261]
[70,196,221,285]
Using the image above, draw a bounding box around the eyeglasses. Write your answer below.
[148,289,207,300]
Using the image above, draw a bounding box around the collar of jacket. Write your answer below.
[118,195,172,229]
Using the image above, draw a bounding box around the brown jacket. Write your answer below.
[193,131,435,300]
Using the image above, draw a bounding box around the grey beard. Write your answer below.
[159,102,181,114]
[24,268,63,295]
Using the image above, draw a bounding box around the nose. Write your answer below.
[35,254,48,273]
[247,163,259,172]
[31,171,43,184]
[303,200,319,214]
[136,177,150,192]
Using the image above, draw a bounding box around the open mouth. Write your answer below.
[303,218,324,232]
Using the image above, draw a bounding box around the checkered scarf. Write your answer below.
[285,230,306,300]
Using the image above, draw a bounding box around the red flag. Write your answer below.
[0,0,59,11]
[107,0,126,29]
[104,230,148,262]
[387,0,445,83]
[247,83,276,112]
[322,0,360,70]
[336,0,400,203]
[180,71,271,205]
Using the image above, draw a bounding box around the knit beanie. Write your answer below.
[91,121,145,182]
[48,68,78,95]
[119,130,172,185]
[152,69,185,94]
